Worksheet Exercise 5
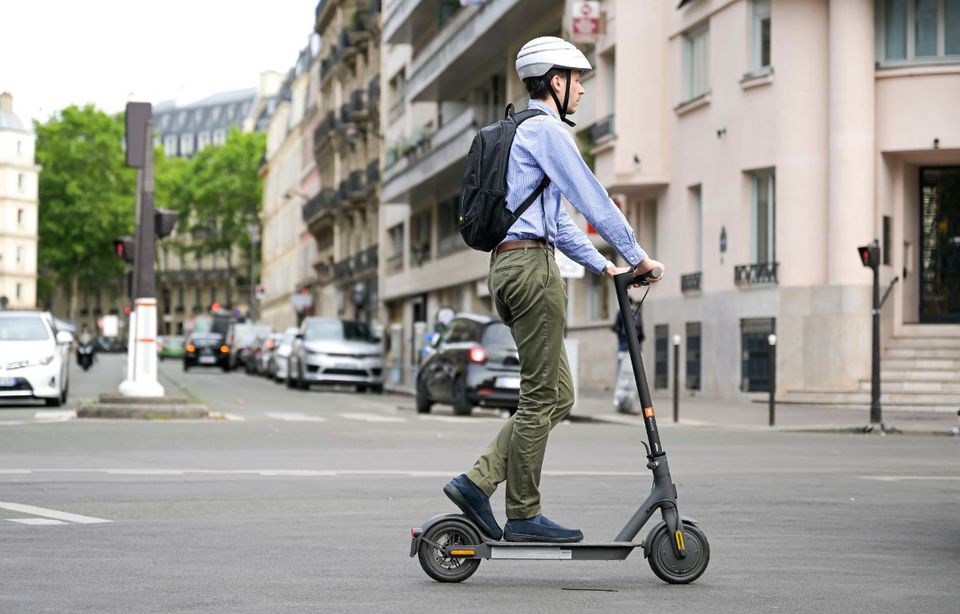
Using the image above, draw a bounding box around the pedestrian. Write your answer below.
[443,36,664,543]
[611,298,644,414]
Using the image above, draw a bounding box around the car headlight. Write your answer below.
[6,355,55,370]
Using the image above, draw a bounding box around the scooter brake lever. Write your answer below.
[641,441,651,457]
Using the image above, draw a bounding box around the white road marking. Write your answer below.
[0,501,111,524]
[418,415,506,424]
[34,410,76,422]
[7,518,68,525]
[0,420,25,426]
[209,412,246,421]
[859,475,960,482]
[338,413,406,423]
[0,469,646,479]
[266,412,327,422]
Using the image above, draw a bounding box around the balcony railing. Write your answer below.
[681,272,702,293]
[735,262,779,287]
[348,170,365,200]
[591,114,615,144]
[302,191,331,223]
[367,75,380,108]
[349,89,369,122]
[334,258,353,281]
[352,244,379,276]
[366,160,380,187]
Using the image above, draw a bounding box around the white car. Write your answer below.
[0,311,71,406]
[271,327,298,382]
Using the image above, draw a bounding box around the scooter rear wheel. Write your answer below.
[417,519,481,583]
[647,520,710,584]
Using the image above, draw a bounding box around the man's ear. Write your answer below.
[551,72,564,95]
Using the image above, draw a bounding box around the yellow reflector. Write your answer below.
[675,531,685,551]
[449,549,476,557]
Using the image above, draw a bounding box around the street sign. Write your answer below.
[571,1,601,44]
[556,250,585,279]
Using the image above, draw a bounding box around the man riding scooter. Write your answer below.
[76,324,95,371]
[443,36,665,544]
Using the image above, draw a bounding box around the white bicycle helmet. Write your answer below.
[515,37,591,126]
[515,36,592,80]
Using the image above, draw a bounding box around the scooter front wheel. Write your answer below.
[647,520,710,584]
[417,518,481,583]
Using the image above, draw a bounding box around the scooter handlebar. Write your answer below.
[613,266,663,293]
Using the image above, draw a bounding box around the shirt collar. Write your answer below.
[527,99,559,121]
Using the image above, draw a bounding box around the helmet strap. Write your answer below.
[548,69,576,127]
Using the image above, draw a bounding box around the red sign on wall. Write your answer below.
[571,1,600,44]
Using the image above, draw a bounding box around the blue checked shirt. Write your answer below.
[502,99,648,274]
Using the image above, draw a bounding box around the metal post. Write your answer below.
[870,253,882,425]
[672,334,681,423]
[768,334,777,427]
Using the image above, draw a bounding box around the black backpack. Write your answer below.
[457,104,551,252]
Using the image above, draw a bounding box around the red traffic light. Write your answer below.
[113,237,135,263]
[857,243,880,269]
[123,306,132,315]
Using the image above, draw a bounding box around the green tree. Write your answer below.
[34,105,136,320]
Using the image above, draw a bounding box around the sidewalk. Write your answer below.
[387,381,960,435]
[570,389,960,436]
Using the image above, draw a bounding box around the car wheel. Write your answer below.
[296,364,308,390]
[357,384,367,393]
[452,377,472,416]
[416,377,433,414]
[371,384,384,395]
[61,385,68,404]
[183,363,190,372]
[44,395,62,408]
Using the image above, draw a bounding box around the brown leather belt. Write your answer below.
[494,239,554,256]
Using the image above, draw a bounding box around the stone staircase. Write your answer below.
[782,324,960,411]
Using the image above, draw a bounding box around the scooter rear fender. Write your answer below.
[409,513,482,557]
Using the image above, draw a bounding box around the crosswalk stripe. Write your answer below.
[338,413,406,423]
[418,415,506,424]
[34,410,76,422]
[266,412,327,422]
[7,518,68,525]
[0,501,111,524]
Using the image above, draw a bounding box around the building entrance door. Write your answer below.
[919,167,960,323]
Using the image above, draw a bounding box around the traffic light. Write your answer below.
[857,242,880,269]
[155,208,179,239]
[113,236,135,263]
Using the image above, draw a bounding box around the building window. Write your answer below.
[213,129,226,146]
[164,135,178,157]
[751,170,776,264]
[691,185,703,271]
[741,318,775,392]
[18,174,25,192]
[16,140,21,156]
[683,24,710,101]
[387,223,404,271]
[879,0,960,63]
[197,131,211,150]
[410,210,431,267]
[15,246,23,264]
[16,283,22,300]
[180,133,194,156]
[686,322,702,390]
[17,209,24,226]
[436,197,465,256]
[587,263,612,321]
[752,0,772,70]
[654,324,669,389]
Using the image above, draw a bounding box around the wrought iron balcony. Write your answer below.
[338,104,352,126]
[315,260,333,283]
[339,28,357,62]
[336,181,350,204]
[334,258,353,281]
[591,114,615,144]
[366,160,380,187]
[348,170,365,201]
[352,244,379,276]
[367,75,380,105]
[735,262,779,287]
[349,89,369,122]
[681,272,702,293]
[302,192,329,223]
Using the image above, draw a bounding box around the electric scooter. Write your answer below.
[409,267,710,584]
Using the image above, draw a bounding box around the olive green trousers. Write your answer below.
[466,247,574,519]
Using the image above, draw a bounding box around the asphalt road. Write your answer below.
[0,354,957,613]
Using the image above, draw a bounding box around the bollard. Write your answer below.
[768,334,777,427]
[672,334,681,423]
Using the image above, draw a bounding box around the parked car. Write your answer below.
[183,332,229,371]
[226,323,272,371]
[158,335,186,361]
[416,314,520,416]
[287,318,383,392]
[271,327,298,382]
[0,311,72,406]
[255,333,283,376]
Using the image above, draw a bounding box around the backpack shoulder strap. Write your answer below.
[505,106,549,219]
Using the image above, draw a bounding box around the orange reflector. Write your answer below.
[186,344,196,353]
[449,549,476,557]
[643,407,655,418]
[675,530,685,551]
[220,345,229,353]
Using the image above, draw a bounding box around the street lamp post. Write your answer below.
[768,334,777,427]
[672,334,681,423]
[247,222,260,322]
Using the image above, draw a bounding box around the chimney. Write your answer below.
[0,92,12,112]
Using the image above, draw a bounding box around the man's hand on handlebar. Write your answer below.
[634,257,666,283]
[605,264,632,278]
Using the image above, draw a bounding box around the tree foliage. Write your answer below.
[34,105,136,315]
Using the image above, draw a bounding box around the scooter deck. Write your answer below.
[480,541,638,561]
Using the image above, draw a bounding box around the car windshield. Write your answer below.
[193,316,213,334]
[0,317,51,341]
[482,322,515,347]
[165,337,184,348]
[304,319,374,342]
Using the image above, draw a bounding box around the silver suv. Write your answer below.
[287,318,384,393]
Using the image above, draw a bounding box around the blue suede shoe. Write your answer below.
[443,474,503,541]
[503,515,584,543]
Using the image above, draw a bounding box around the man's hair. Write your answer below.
[523,67,567,100]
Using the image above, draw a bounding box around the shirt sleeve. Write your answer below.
[527,120,649,267]
[555,205,608,274]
